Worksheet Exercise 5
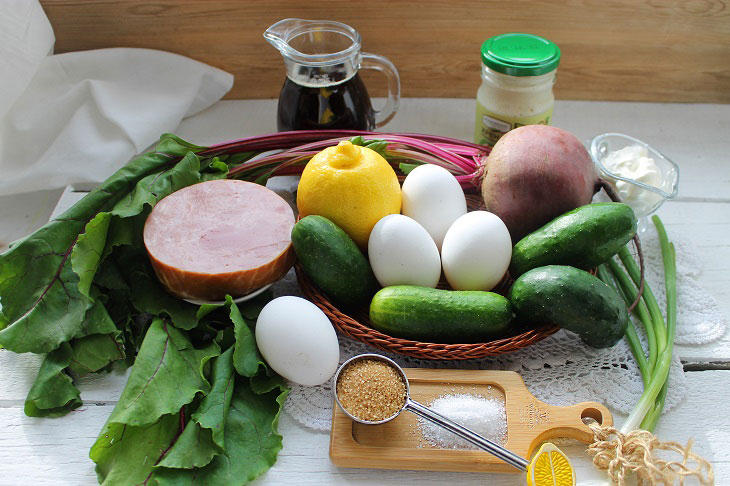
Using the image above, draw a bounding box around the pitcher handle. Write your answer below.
[360,53,401,128]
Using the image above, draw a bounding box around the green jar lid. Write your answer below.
[480,33,561,76]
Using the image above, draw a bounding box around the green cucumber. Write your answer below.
[508,265,628,348]
[509,202,637,277]
[291,215,379,307]
[369,286,514,343]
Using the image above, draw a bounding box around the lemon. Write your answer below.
[527,443,576,486]
[297,141,401,249]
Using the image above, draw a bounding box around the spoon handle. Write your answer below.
[405,398,529,472]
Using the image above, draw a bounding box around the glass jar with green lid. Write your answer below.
[474,33,561,146]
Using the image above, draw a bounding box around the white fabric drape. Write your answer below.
[0,1,234,196]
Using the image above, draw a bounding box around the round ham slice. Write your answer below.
[143,179,295,301]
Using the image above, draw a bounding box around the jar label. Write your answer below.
[474,102,554,146]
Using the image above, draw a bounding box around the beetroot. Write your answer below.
[481,125,599,241]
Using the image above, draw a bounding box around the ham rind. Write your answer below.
[143,179,295,301]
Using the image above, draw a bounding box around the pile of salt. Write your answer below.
[418,393,507,450]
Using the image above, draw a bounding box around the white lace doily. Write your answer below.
[273,225,727,432]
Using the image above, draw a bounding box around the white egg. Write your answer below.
[441,211,512,291]
[368,214,441,288]
[255,296,339,386]
[401,164,467,249]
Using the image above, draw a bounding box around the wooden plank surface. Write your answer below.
[0,98,726,484]
[39,0,730,103]
[0,354,725,485]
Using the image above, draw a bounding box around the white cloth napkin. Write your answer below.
[0,2,234,196]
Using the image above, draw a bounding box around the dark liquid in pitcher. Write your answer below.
[277,74,375,131]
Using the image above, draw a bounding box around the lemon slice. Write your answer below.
[526,442,576,486]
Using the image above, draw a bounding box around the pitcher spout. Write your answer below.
[263,18,303,53]
[264,18,361,63]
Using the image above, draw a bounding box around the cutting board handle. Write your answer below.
[523,400,612,456]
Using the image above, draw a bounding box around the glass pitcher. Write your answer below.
[264,18,400,131]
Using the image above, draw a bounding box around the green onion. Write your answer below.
[601,215,677,433]
[597,265,650,384]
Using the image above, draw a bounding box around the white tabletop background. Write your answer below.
[0,99,728,485]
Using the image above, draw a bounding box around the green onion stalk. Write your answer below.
[599,215,676,434]
[587,215,717,485]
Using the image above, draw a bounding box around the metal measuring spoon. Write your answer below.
[333,353,529,472]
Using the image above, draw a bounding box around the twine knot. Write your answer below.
[586,422,713,485]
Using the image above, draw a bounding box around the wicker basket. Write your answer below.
[294,194,561,360]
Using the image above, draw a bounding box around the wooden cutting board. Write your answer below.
[329,368,611,474]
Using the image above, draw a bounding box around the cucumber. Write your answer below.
[291,215,379,307]
[508,265,628,348]
[369,286,514,343]
[509,203,637,277]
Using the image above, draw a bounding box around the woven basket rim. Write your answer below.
[295,263,560,360]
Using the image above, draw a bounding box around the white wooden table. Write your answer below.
[0,99,728,485]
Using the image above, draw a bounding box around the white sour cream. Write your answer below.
[603,145,664,215]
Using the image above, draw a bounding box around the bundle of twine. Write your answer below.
[587,422,714,485]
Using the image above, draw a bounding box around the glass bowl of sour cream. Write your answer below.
[589,133,679,230]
